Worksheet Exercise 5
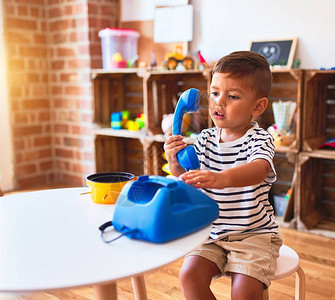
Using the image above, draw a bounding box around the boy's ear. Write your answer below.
[252,97,268,117]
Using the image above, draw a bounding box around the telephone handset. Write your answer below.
[172,88,200,171]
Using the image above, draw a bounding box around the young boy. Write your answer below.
[164,51,282,300]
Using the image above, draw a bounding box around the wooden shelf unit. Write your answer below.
[296,70,335,237]
[91,68,306,223]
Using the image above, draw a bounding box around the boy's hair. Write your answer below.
[212,51,272,98]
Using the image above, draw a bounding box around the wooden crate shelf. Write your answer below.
[95,135,144,176]
[92,70,144,128]
[302,70,335,153]
[297,152,335,238]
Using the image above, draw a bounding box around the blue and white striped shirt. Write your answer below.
[193,121,278,240]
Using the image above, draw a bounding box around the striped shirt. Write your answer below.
[193,121,278,240]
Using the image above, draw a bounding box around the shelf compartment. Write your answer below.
[95,135,144,176]
[144,71,210,135]
[143,141,166,176]
[297,153,335,238]
[258,69,304,151]
[302,70,335,155]
[92,71,144,127]
[271,152,296,196]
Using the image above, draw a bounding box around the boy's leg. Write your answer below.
[221,233,282,300]
[231,272,265,300]
[179,255,220,300]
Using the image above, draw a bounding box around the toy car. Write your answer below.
[164,45,194,70]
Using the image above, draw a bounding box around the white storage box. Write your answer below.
[98,28,139,69]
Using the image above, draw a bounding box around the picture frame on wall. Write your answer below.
[250,38,298,69]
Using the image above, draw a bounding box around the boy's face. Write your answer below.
[209,72,264,133]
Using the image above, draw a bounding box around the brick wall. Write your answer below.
[4,0,52,188]
[4,0,119,188]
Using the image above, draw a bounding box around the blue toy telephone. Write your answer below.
[99,175,219,244]
[172,88,201,170]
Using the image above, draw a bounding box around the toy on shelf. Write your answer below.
[111,52,127,68]
[161,152,171,176]
[197,50,208,70]
[111,112,122,129]
[268,100,296,147]
[319,138,335,150]
[135,113,145,129]
[111,111,145,131]
[164,45,194,70]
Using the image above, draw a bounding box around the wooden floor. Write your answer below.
[1,187,335,300]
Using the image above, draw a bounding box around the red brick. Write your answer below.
[56,148,74,159]
[31,7,40,18]
[49,7,63,18]
[34,136,52,147]
[40,160,53,172]
[38,111,51,122]
[52,33,69,44]
[51,60,65,69]
[68,59,90,68]
[70,31,88,42]
[65,86,88,96]
[26,73,40,83]
[22,99,49,109]
[17,0,45,5]
[79,45,89,55]
[81,112,92,122]
[16,164,37,176]
[22,149,52,161]
[32,86,48,96]
[6,18,38,31]
[59,173,83,186]
[15,140,25,150]
[49,19,71,31]
[14,112,28,123]
[14,125,43,137]
[57,47,76,57]
[88,3,98,14]
[10,86,22,98]
[56,160,70,171]
[5,4,15,16]
[18,6,28,16]
[19,46,47,57]
[54,98,75,109]
[54,124,69,134]
[60,72,78,82]
[17,174,48,188]
[64,137,83,147]
[34,34,46,44]
[6,32,32,44]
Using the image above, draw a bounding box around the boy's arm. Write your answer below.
[180,159,271,189]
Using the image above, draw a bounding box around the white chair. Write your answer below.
[264,244,305,300]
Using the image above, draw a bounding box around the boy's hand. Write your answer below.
[180,170,227,189]
[163,135,187,163]
[163,135,188,177]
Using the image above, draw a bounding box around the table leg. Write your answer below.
[131,275,148,300]
[94,282,117,300]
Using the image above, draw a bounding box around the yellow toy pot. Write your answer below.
[86,172,135,204]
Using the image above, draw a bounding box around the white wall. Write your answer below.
[191,0,335,69]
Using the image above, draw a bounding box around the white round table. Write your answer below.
[0,187,211,299]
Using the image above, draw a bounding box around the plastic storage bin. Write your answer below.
[98,28,139,69]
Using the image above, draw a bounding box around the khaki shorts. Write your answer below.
[186,232,282,287]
